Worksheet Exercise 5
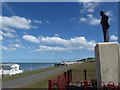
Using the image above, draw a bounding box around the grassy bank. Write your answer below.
[72,61,96,81]
[22,72,62,88]
[2,66,56,82]
[13,72,63,90]
[19,61,96,88]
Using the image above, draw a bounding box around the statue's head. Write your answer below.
[100,11,104,16]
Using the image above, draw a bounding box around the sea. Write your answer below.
[6,63,54,71]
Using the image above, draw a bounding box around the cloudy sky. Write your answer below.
[1,2,118,63]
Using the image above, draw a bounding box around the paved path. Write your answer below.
[2,65,72,88]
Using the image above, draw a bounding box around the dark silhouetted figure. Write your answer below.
[100,11,110,42]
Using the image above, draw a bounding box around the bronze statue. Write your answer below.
[100,11,110,42]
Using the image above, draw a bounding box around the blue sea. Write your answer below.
[16,63,54,71]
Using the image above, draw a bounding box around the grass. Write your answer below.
[2,61,96,89]
[14,72,63,90]
[14,61,96,89]
[23,72,62,88]
[2,66,56,82]
[72,61,96,81]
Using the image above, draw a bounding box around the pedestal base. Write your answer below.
[95,42,120,86]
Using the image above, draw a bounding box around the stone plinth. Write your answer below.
[95,42,120,86]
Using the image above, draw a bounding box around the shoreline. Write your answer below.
[2,61,96,88]
[2,65,56,82]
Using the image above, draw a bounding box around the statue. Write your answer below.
[100,11,110,42]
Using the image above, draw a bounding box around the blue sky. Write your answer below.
[0,2,118,63]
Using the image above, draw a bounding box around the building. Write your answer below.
[62,61,78,65]
[0,64,23,76]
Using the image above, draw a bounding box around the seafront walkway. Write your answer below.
[2,65,72,88]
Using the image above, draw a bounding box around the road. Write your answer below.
[2,65,72,88]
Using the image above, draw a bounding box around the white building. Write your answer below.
[0,64,23,76]
[62,61,78,65]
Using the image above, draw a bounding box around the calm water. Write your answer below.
[17,63,54,71]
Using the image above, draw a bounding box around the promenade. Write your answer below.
[2,65,72,88]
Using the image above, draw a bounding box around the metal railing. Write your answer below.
[48,69,120,90]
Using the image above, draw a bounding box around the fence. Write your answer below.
[48,69,72,90]
[72,69,96,82]
[48,69,120,90]
[67,80,120,90]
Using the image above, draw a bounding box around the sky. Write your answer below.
[0,2,118,63]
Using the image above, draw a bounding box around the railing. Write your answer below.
[48,69,120,90]
[72,69,96,82]
[67,80,120,90]
[48,69,72,90]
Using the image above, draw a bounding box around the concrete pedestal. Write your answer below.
[95,42,120,86]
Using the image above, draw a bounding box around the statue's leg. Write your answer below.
[106,28,109,42]
[103,27,109,42]
[102,27,106,42]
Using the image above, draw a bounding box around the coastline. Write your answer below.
[2,61,96,88]
[1,63,55,71]
[2,65,56,82]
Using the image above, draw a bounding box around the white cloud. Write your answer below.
[55,33,59,37]
[23,35,96,51]
[33,20,42,24]
[0,31,3,35]
[0,45,16,51]
[80,10,112,25]
[0,35,3,40]
[33,20,50,24]
[35,45,67,52]
[0,31,15,38]
[110,35,118,41]
[3,32,15,38]
[80,18,86,22]
[16,39,21,43]
[0,15,35,38]
[79,3,112,26]
[71,15,100,26]
[80,2,98,13]
[10,44,25,49]
[31,26,38,29]
[0,45,8,50]
[0,30,15,38]
[80,14,100,25]
[88,17,100,25]
[0,15,51,40]
[105,11,113,17]
[39,36,67,45]
[79,2,101,26]
[0,15,32,30]
[66,37,96,50]
[0,44,25,51]
[87,14,93,18]
[23,35,39,43]
[1,27,15,33]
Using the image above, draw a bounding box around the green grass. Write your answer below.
[16,61,96,89]
[3,61,96,89]
[72,61,96,81]
[2,66,56,82]
[23,72,62,88]
[13,72,63,90]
